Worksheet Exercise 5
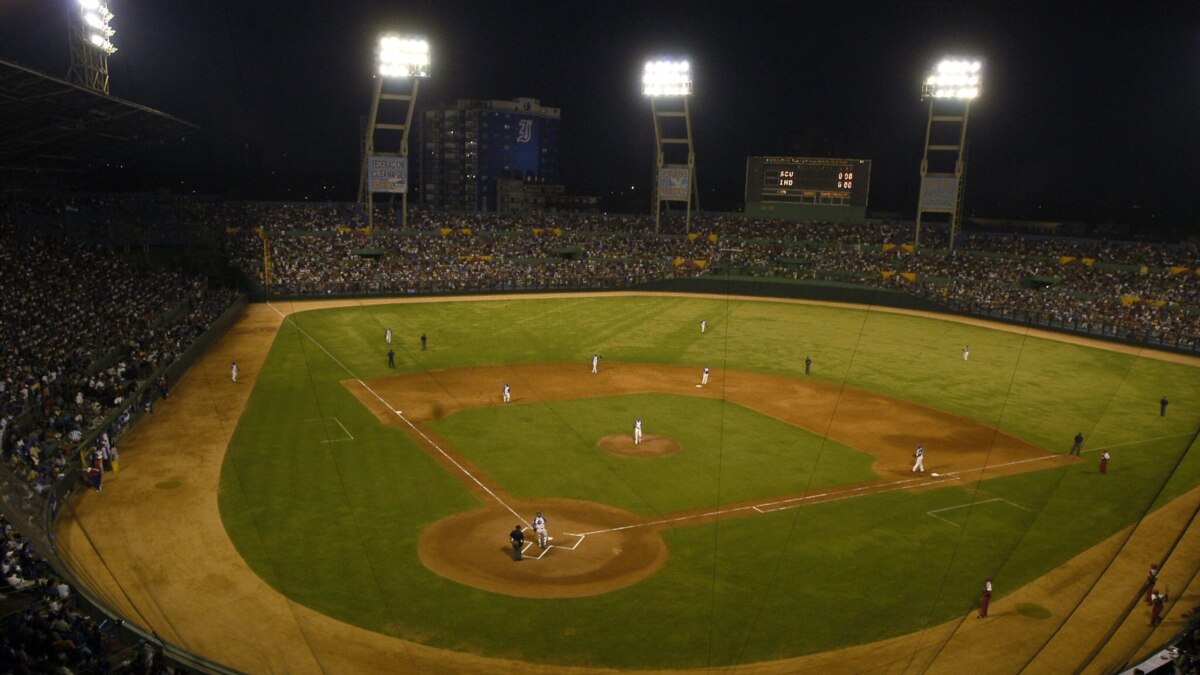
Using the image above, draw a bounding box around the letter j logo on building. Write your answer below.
[517,119,533,143]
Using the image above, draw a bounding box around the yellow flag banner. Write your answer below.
[459,227,473,235]
[881,270,895,279]
[882,243,896,252]
[356,228,371,235]
[673,257,685,267]
[1059,256,1077,265]
[1120,295,1141,306]
[687,232,699,241]
[1170,266,1191,276]
[439,227,452,237]
[552,228,563,236]
[531,227,544,235]
[695,259,708,269]
[901,244,915,253]
[254,226,264,234]
[225,226,241,234]
[1150,299,1166,308]
[338,226,353,234]
[900,272,918,282]
[708,233,718,242]
[1081,258,1096,266]
[1140,265,1149,275]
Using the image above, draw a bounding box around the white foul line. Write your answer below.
[267,302,527,525]
[926,497,1031,527]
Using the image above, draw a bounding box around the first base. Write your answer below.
[696,384,702,388]
[930,472,940,477]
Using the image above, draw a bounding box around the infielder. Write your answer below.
[591,353,601,374]
[503,383,511,403]
[912,444,925,473]
[634,417,643,445]
[230,361,238,383]
[963,344,970,361]
[385,327,392,344]
[701,366,709,386]
[532,511,548,548]
[700,319,707,333]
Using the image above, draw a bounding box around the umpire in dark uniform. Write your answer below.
[1070,432,1083,456]
[1161,395,1169,416]
[510,525,525,561]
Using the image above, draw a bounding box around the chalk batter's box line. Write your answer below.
[925,497,1031,527]
[519,531,585,560]
[302,416,354,443]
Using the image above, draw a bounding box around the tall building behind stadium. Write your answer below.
[420,97,564,212]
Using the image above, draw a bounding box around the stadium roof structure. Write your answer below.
[0,57,196,171]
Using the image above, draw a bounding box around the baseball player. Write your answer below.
[700,319,707,333]
[634,417,643,445]
[1161,395,1169,416]
[591,353,601,374]
[1145,563,1160,603]
[805,356,812,375]
[503,383,511,403]
[387,348,395,368]
[978,576,993,618]
[912,444,925,473]
[1150,589,1168,626]
[385,327,392,344]
[963,344,970,361]
[701,366,710,386]
[1070,432,1084,456]
[509,525,525,561]
[532,511,548,548]
[1100,450,1110,474]
[230,361,238,383]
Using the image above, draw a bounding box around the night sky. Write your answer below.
[1,0,1198,226]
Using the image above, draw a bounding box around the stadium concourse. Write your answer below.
[1,194,1199,673]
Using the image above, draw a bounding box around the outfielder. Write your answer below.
[701,366,709,386]
[385,327,392,344]
[532,511,548,548]
[963,344,970,361]
[230,361,238,383]
[591,353,601,374]
[503,383,511,403]
[634,417,643,445]
[912,444,925,473]
[700,319,707,333]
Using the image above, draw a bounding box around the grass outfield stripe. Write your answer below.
[267,301,530,526]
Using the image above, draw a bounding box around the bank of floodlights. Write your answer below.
[642,59,692,97]
[377,34,430,78]
[78,0,116,55]
[923,58,981,100]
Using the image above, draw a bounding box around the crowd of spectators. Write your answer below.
[0,201,237,527]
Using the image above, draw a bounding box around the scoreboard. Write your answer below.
[745,157,871,208]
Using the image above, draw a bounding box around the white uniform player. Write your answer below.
[592,354,600,374]
[912,444,925,473]
[503,383,511,403]
[634,417,643,444]
[231,361,238,383]
[532,512,548,548]
[963,344,970,361]
[385,328,393,344]
[700,319,707,333]
[701,367,710,386]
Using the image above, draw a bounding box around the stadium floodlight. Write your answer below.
[642,59,692,97]
[923,58,982,99]
[377,34,430,78]
[78,0,116,55]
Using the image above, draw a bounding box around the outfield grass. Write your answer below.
[218,295,1200,668]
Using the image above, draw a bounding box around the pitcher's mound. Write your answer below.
[598,434,680,457]
[418,498,667,598]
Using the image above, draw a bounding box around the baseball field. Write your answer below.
[56,293,1200,673]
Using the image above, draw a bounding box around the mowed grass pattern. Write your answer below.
[218,295,1200,668]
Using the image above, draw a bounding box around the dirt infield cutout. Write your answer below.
[597,433,680,456]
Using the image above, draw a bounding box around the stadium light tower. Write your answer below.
[915,57,982,252]
[643,58,699,234]
[67,0,118,94]
[359,34,430,230]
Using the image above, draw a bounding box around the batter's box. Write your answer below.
[303,417,354,443]
[926,497,1030,527]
